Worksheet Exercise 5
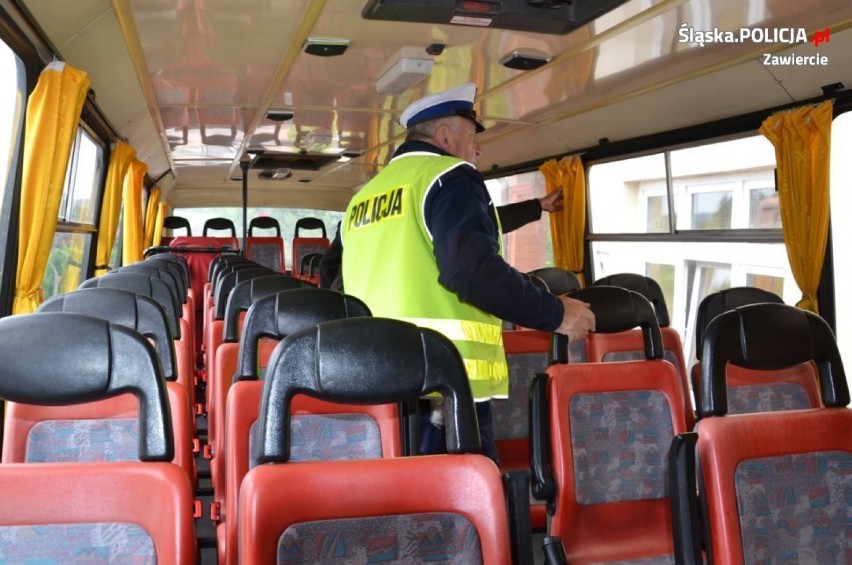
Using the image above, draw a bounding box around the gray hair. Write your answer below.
[406,117,451,142]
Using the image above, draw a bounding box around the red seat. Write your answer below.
[0,313,196,563]
[240,456,511,564]
[245,216,285,272]
[206,275,305,470]
[0,463,195,563]
[213,289,382,563]
[238,317,516,564]
[531,287,690,563]
[291,217,329,277]
[670,301,850,564]
[492,329,555,531]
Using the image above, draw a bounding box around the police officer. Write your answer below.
[341,82,595,461]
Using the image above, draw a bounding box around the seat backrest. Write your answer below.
[492,329,560,531]
[246,216,285,272]
[530,287,690,563]
[576,284,694,425]
[291,217,329,274]
[0,313,173,462]
[79,271,180,339]
[0,313,195,563]
[698,302,847,418]
[222,274,307,342]
[217,293,388,564]
[38,287,177,380]
[32,288,194,478]
[118,262,185,306]
[161,215,191,246]
[203,216,237,238]
[163,215,192,236]
[677,409,851,565]
[145,254,190,291]
[694,286,784,362]
[690,286,787,411]
[213,266,276,321]
[203,217,240,250]
[593,272,670,327]
[492,330,557,470]
[239,317,512,563]
[528,267,581,295]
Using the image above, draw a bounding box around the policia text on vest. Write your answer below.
[348,186,404,231]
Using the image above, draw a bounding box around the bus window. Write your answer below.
[485,171,553,272]
[588,135,796,366]
[830,111,852,388]
[41,126,105,299]
[0,38,25,294]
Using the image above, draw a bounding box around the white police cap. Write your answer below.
[399,82,485,133]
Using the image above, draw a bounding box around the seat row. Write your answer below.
[491,276,849,563]
[0,309,539,563]
[161,215,330,279]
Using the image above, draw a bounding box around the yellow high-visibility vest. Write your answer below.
[342,151,508,399]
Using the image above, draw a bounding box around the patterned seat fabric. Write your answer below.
[277,513,482,564]
[569,390,673,505]
[735,450,850,563]
[0,523,156,563]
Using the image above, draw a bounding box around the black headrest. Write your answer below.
[255,317,478,463]
[163,216,191,235]
[79,273,180,339]
[119,262,185,305]
[700,303,849,417]
[143,256,189,298]
[248,216,281,237]
[214,266,276,321]
[145,253,190,289]
[528,267,581,295]
[694,287,784,360]
[593,273,670,327]
[223,275,308,342]
[235,288,371,381]
[208,255,253,283]
[294,217,327,238]
[0,313,174,461]
[38,288,177,380]
[568,286,663,359]
[211,260,260,293]
[204,217,237,237]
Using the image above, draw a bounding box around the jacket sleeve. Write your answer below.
[425,167,563,331]
[497,199,542,234]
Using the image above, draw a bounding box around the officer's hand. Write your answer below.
[539,188,564,213]
[555,296,595,343]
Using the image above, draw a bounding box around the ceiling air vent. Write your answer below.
[362,0,631,35]
[258,168,292,180]
[250,151,341,172]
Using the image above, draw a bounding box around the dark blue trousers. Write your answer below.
[419,400,500,464]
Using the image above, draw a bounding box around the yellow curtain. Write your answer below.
[13,62,91,314]
[94,141,136,275]
[153,201,166,247]
[143,186,161,249]
[122,158,148,265]
[759,100,833,313]
[540,155,587,286]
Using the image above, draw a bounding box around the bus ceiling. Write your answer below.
[15,0,852,210]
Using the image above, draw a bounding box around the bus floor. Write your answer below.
[194,392,217,564]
